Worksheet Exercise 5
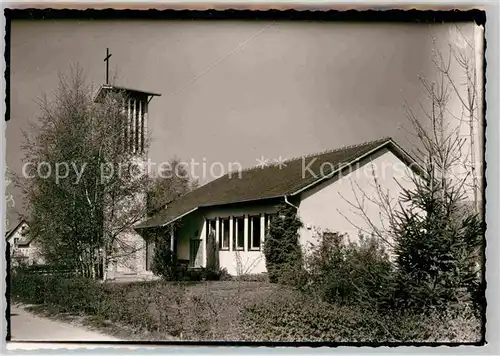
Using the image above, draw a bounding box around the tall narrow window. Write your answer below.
[140,100,145,153]
[233,216,245,251]
[134,100,139,152]
[206,219,216,238]
[125,99,131,152]
[248,215,261,250]
[206,219,217,268]
[219,218,230,250]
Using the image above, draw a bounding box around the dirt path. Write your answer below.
[9,305,120,342]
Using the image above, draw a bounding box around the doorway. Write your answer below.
[189,238,202,267]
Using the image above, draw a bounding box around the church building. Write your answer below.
[93,48,162,280]
[93,50,421,280]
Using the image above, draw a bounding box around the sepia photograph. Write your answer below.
[3,7,488,347]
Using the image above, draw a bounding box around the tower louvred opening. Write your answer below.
[94,85,160,155]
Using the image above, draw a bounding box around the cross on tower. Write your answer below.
[104,48,112,85]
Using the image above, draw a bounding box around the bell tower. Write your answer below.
[93,48,162,279]
[94,85,161,155]
[93,48,161,155]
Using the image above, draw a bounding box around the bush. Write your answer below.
[11,271,103,315]
[11,272,47,305]
[306,231,394,308]
[151,230,228,282]
[263,204,304,285]
[218,268,233,281]
[152,245,180,281]
[242,288,383,341]
[11,263,78,279]
[392,202,484,313]
[234,273,268,282]
[242,288,481,342]
[161,266,229,282]
[202,267,230,281]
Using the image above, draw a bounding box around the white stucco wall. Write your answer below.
[107,187,149,277]
[8,223,45,266]
[297,148,416,253]
[109,231,147,276]
[177,212,205,263]
[205,203,279,275]
[144,148,417,276]
[175,203,279,275]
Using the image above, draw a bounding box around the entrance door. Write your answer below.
[189,239,202,267]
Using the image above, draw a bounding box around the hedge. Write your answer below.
[242,288,482,342]
[10,272,272,340]
[10,272,481,342]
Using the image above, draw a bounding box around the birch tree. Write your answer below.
[5,166,15,231]
[341,24,484,246]
[18,67,152,279]
[430,24,483,214]
[339,24,484,311]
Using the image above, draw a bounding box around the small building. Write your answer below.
[128,137,421,276]
[6,220,44,266]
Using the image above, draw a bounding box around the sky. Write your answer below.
[6,20,480,221]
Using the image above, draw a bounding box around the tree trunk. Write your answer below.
[102,246,108,281]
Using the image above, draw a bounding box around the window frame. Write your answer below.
[206,219,216,239]
[219,218,230,251]
[233,216,245,251]
[248,215,262,251]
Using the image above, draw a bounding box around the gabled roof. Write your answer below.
[5,219,25,239]
[5,219,32,245]
[135,137,421,229]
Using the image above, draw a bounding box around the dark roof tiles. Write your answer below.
[136,137,399,229]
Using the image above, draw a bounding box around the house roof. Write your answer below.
[5,219,32,245]
[5,219,25,239]
[135,137,421,229]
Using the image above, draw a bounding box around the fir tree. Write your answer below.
[263,203,304,284]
